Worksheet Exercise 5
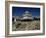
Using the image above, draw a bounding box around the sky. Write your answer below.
[12,7,40,16]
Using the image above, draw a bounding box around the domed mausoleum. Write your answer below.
[14,11,33,22]
[12,11,40,22]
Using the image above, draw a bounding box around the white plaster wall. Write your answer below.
[0,0,46,38]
